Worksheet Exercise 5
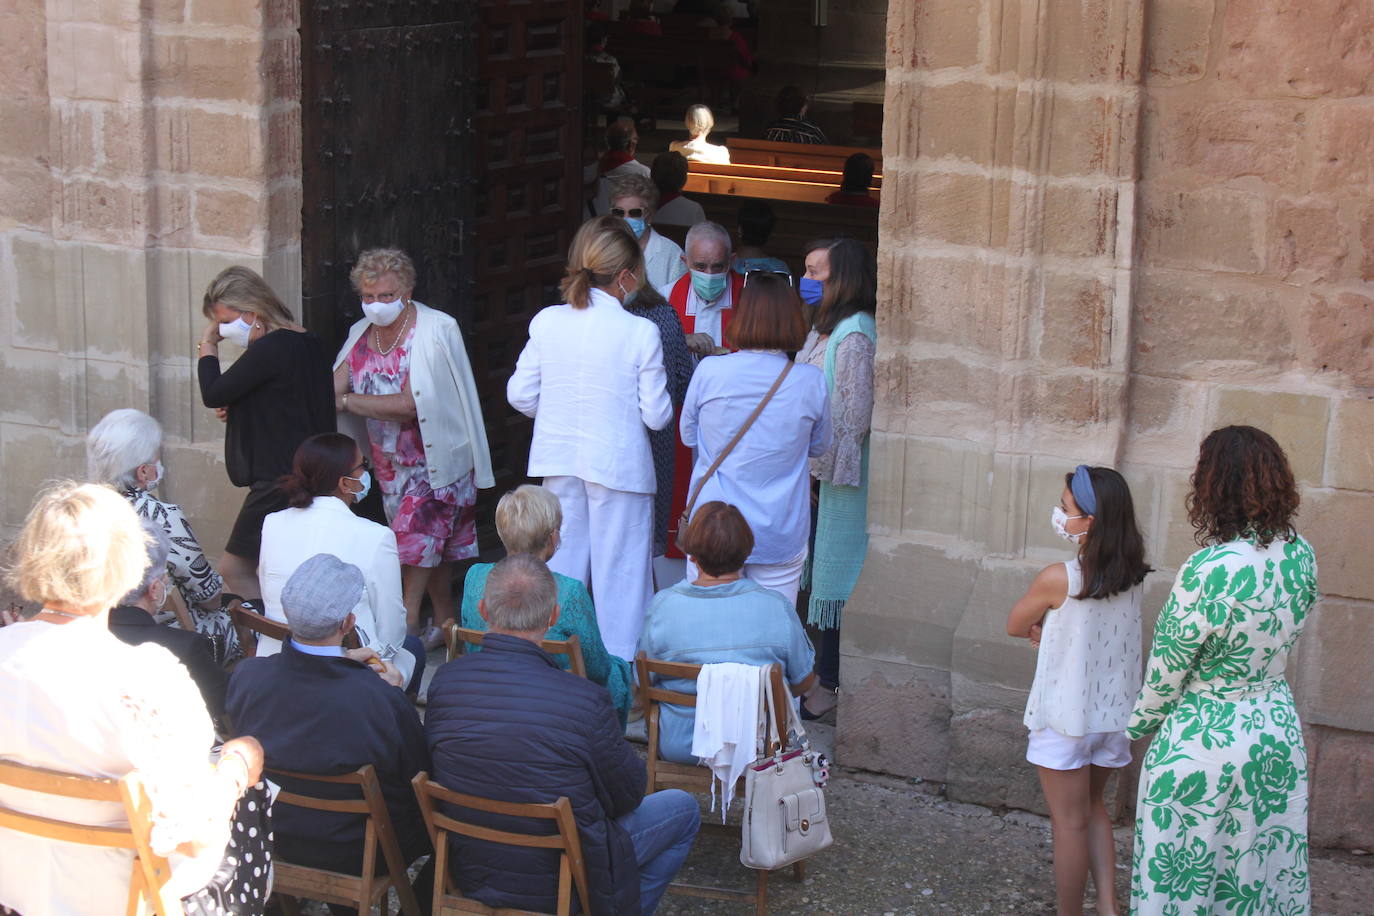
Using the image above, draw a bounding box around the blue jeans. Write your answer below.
[615,789,700,914]
[402,634,427,695]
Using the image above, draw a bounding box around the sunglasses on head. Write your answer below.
[610,207,646,219]
[742,269,793,288]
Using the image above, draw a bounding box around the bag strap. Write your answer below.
[684,361,793,524]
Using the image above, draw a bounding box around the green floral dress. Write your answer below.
[1128,534,1317,916]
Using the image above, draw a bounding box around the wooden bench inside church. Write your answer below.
[725,138,883,174]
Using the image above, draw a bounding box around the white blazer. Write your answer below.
[334,302,494,491]
[507,287,673,493]
[256,496,416,684]
[644,229,687,291]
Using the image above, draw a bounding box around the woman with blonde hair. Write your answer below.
[460,485,633,724]
[333,247,493,649]
[0,482,270,913]
[508,215,673,660]
[198,266,335,599]
[669,104,730,164]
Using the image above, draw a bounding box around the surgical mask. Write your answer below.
[154,577,170,610]
[691,269,728,303]
[147,460,164,490]
[346,470,372,503]
[799,277,824,306]
[1051,506,1087,543]
[219,316,253,348]
[362,296,405,327]
[625,216,647,238]
[617,279,639,308]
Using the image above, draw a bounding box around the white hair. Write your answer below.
[685,221,733,259]
[119,518,171,605]
[685,104,715,138]
[87,409,162,490]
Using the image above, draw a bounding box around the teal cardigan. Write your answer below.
[460,563,634,728]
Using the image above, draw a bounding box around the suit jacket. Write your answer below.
[108,605,227,723]
[225,641,430,866]
[424,634,646,915]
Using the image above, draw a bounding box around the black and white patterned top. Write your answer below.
[626,297,693,556]
[124,487,225,609]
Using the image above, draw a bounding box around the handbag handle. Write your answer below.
[758,666,810,762]
[683,360,793,526]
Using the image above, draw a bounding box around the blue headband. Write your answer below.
[1070,465,1097,516]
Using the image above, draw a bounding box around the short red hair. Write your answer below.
[725,274,807,351]
[678,501,754,576]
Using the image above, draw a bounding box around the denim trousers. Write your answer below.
[615,789,701,914]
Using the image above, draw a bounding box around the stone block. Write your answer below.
[886,0,981,70]
[267,183,301,243]
[160,441,237,561]
[1303,489,1374,602]
[894,170,1008,249]
[1212,388,1331,486]
[946,703,1043,811]
[148,34,262,104]
[57,24,136,103]
[146,247,193,363]
[892,81,996,165]
[100,105,149,176]
[1306,724,1374,850]
[1311,103,1374,194]
[1132,269,1296,379]
[0,165,54,231]
[1021,456,1082,555]
[1145,0,1214,83]
[1040,0,1130,84]
[881,251,1009,355]
[0,348,65,428]
[866,432,905,532]
[836,657,951,781]
[53,103,101,173]
[151,363,196,444]
[1302,291,1374,388]
[189,0,263,28]
[262,35,299,104]
[1124,376,1208,470]
[1217,0,1374,99]
[1038,273,1110,368]
[263,243,302,313]
[10,235,58,351]
[952,561,1044,691]
[56,178,145,244]
[1009,372,1128,439]
[1140,186,1265,274]
[165,108,265,180]
[0,425,87,529]
[1046,94,1138,180]
[147,184,193,247]
[1040,184,1116,259]
[1268,198,1348,283]
[0,7,48,100]
[264,0,300,30]
[0,98,50,161]
[1328,396,1374,492]
[84,358,150,430]
[898,439,994,543]
[80,245,149,362]
[1143,99,1306,192]
[266,107,302,181]
[1293,598,1374,732]
[194,187,264,244]
[1156,468,1202,571]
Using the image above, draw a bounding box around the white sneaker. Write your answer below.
[420,625,445,651]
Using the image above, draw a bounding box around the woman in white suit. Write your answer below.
[507,215,674,660]
[257,432,422,692]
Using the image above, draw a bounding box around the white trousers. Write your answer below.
[544,475,654,661]
[685,545,807,608]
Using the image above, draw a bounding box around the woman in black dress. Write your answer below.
[197,266,335,600]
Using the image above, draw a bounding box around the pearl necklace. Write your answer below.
[372,303,413,357]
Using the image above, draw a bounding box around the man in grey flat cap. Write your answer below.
[226,553,433,910]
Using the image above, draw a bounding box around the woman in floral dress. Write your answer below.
[1129,425,1317,915]
[334,248,493,648]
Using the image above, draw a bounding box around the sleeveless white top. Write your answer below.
[1023,558,1143,736]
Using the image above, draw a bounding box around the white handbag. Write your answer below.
[739,672,833,870]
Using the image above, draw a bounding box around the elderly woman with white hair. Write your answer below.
[668,104,730,164]
[334,247,494,649]
[459,485,633,725]
[609,172,687,291]
[87,407,240,665]
[0,482,271,913]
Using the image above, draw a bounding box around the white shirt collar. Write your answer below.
[290,639,347,657]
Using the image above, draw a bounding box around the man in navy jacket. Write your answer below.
[226,554,433,910]
[425,554,699,915]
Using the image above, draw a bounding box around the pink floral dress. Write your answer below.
[347,325,477,567]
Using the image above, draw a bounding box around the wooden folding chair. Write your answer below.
[230,600,360,658]
[0,760,181,915]
[267,764,422,916]
[443,620,587,678]
[634,654,805,915]
[411,772,591,916]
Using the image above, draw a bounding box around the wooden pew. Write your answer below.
[688,160,883,190]
[725,137,883,173]
[683,171,880,207]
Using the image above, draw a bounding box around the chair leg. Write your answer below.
[754,867,769,916]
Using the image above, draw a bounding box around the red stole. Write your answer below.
[664,272,745,557]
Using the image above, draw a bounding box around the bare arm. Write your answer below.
[1006,563,1069,638]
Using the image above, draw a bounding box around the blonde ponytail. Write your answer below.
[560,216,644,309]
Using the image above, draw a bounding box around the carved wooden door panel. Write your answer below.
[469,0,584,499]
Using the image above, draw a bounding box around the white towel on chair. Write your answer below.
[692,662,764,820]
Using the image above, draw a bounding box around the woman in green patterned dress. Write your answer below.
[1129,426,1317,915]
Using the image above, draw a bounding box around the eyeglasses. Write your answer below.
[742,269,793,288]
[610,207,647,219]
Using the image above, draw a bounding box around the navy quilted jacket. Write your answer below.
[424,634,646,915]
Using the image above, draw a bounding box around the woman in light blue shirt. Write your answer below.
[679,273,832,606]
[639,502,817,763]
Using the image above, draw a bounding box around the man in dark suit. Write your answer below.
[425,554,699,915]
[226,553,432,913]
[109,521,227,725]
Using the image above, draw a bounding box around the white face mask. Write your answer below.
[219,316,254,348]
[346,470,372,503]
[152,576,170,611]
[146,459,164,490]
[362,296,406,327]
[1051,506,1087,543]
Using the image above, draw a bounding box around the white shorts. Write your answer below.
[1026,728,1131,770]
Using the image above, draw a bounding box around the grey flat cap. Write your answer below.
[281,553,365,640]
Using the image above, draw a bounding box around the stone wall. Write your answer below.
[844,0,1374,848]
[0,0,301,553]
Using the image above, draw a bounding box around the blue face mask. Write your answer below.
[625,216,647,238]
[691,269,728,303]
[799,277,824,306]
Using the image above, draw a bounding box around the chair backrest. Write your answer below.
[411,772,591,916]
[230,601,361,657]
[634,654,791,761]
[0,760,181,915]
[265,764,421,915]
[443,621,587,678]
